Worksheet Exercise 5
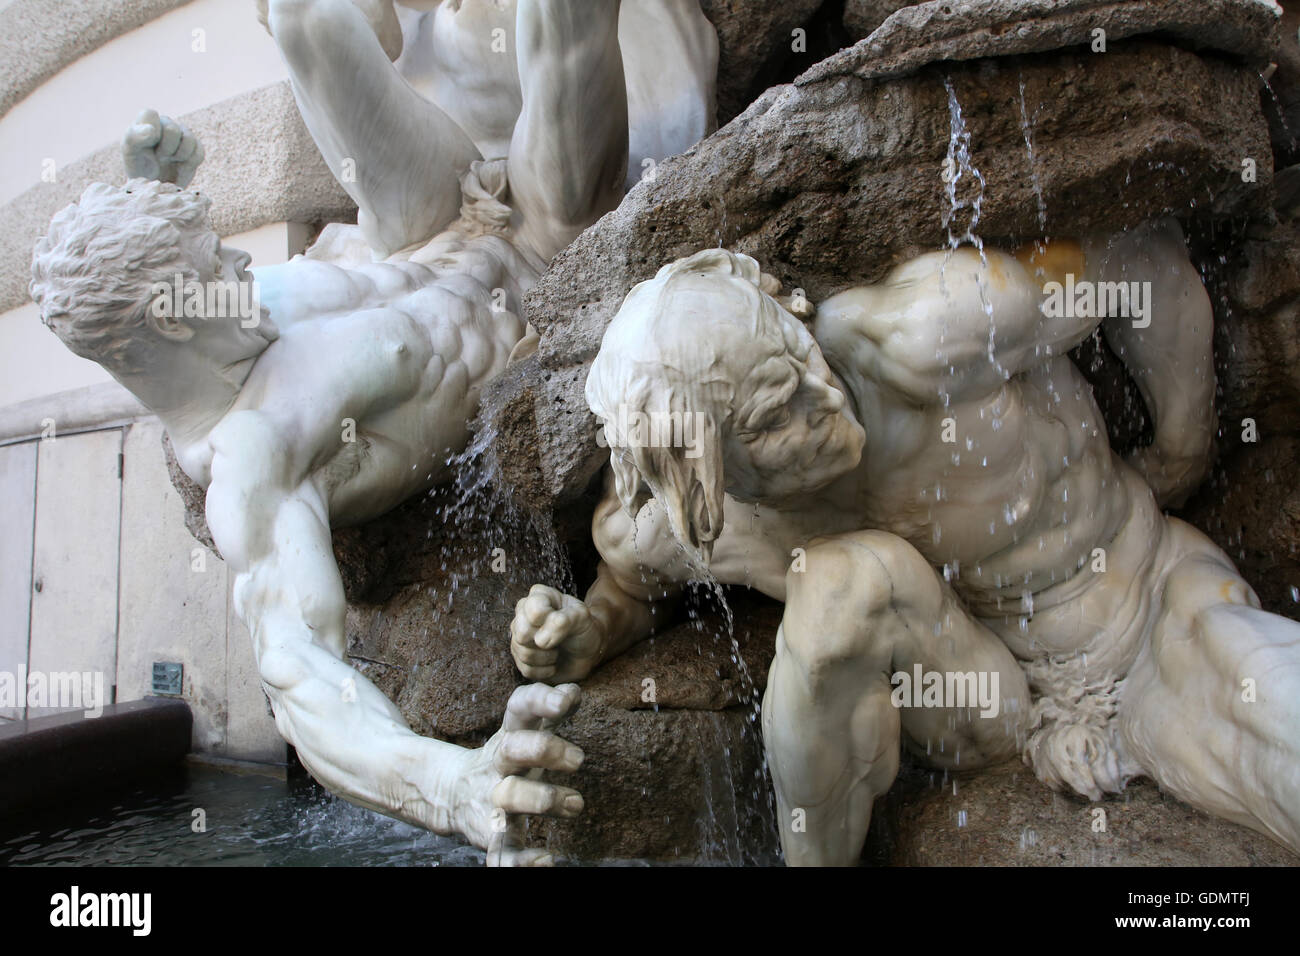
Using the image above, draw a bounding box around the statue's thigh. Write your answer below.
[1119,552,1300,849]
[781,531,1029,770]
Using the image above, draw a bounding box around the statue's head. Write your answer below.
[586,249,865,564]
[30,178,275,383]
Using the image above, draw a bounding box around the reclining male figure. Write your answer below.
[31,0,653,865]
[511,234,1300,864]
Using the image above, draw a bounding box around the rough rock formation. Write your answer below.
[866,758,1299,865]
[698,0,828,124]
[485,3,1275,510]
[843,1,914,40]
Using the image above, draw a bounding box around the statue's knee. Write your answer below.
[783,535,911,670]
[788,537,890,616]
[788,531,929,613]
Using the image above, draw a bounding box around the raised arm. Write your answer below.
[507,0,629,264]
[816,243,1103,407]
[206,409,584,864]
[1089,220,1217,507]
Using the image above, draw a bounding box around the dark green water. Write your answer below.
[0,765,483,867]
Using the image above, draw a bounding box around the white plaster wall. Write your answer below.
[0,0,287,206]
[27,428,122,714]
[0,442,36,720]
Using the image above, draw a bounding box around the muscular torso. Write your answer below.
[183,228,533,525]
[624,357,1131,612]
[850,356,1130,613]
[598,245,1139,663]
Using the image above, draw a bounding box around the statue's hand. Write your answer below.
[511,584,607,683]
[122,109,204,188]
[456,682,584,866]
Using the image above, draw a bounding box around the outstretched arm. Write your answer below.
[206,409,584,863]
[1089,220,1217,507]
[507,0,629,264]
[816,243,1102,406]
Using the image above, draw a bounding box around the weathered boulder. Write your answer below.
[866,757,1299,866]
[843,1,914,41]
[833,0,1278,81]
[1178,202,1300,620]
[699,0,829,124]
[484,3,1275,510]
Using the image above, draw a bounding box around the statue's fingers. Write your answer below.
[157,116,183,158]
[533,607,583,649]
[485,815,519,868]
[522,589,560,628]
[492,729,583,776]
[502,682,580,731]
[502,682,554,730]
[174,142,203,189]
[486,832,552,868]
[518,663,556,681]
[492,776,584,818]
[510,610,540,649]
[131,109,162,140]
[510,849,556,867]
[512,644,557,668]
[173,134,199,163]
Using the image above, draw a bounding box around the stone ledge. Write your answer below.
[0,698,192,818]
[0,0,194,120]
[2,80,356,314]
[0,381,147,447]
[809,0,1281,88]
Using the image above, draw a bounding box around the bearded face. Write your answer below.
[587,249,866,567]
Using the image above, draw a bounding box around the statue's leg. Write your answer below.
[267,0,482,257]
[1119,518,1300,852]
[507,0,629,264]
[618,0,718,189]
[763,530,1031,866]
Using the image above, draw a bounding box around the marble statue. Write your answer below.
[511,232,1300,864]
[30,0,718,865]
[255,0,718,259]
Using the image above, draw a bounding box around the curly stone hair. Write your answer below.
[30,178,213,377]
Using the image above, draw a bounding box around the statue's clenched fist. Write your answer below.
[122,110,204,188]
[457,682,585,867]
[511,584,607,683]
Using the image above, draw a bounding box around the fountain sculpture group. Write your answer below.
[28,0,1300,864]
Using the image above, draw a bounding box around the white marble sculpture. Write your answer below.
[255,0,718,258]
[512,234,1300,864]
[31,0,717,865]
